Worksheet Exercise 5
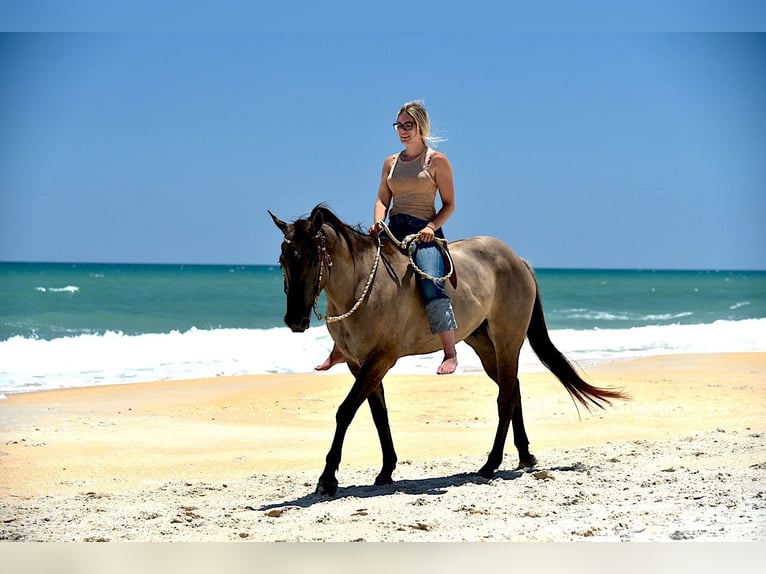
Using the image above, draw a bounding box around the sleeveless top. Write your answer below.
[387,148,437,222]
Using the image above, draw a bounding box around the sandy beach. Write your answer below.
[1,352,764,542]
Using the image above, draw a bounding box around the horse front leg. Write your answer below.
[367,384,397,486]
[316,385,364,496]
[316,362,391,496]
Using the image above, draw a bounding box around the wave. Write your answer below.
[0,319,764,394]
[559,308,694,322]
[35,285,80,293]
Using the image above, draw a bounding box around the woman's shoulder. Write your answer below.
[382,153,398,167]
[380,153,398,176]
[427,149,452,167]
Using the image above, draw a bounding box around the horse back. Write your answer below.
[364,235,537,351]
[448,235,538,329]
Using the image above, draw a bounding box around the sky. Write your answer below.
[1,18,765,269]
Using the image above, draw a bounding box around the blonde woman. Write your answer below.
[317,101,459,374]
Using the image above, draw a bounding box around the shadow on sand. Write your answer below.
[251,462,590,512]
[253,467,536,512]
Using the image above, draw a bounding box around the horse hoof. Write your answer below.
[478,465,495,480]
[315,479,338,497]
[517,453,538,470]
[374,473,394,486]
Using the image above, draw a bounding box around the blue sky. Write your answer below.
[1,29,765,269]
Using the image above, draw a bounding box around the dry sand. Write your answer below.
[1,352,764,542]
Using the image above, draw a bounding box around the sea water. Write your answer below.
[1,262,764,395]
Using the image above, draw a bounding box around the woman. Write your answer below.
[316,100,459,375]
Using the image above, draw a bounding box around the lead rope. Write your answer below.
[313,233,382,324]
[311,221,454,325]
[374,220,454,283]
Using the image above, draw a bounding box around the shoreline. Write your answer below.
[1,346,762,399]
[0,352,655,400]
[1,352,764,541]
[3,317,764,396]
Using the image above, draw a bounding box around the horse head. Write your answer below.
[269,208,325,332]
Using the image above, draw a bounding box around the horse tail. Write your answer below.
[525,273,628,411]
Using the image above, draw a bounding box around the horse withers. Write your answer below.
[270,205,626,496]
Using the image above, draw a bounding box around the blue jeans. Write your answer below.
[388,214,458,334]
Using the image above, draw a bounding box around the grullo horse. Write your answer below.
[270,205,625,496]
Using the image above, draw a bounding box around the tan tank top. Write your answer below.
[387,148,437,221]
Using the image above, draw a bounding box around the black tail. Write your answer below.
[526,283,628,411]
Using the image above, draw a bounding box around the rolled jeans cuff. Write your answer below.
[425,298,458,334]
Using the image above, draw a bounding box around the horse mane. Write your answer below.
[309,204,370,260]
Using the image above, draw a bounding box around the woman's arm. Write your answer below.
[429,151,455,230]
[371,155,394,233]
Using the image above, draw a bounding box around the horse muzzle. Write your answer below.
[285,315,311,333]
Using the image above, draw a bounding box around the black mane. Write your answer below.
[309,204,371,260]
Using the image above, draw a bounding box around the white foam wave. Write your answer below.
[35,285,80,293]
[642,312,695,321]
[561,308,694,322]
[0,319,764,394]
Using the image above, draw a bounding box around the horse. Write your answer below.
[270,204,626,496]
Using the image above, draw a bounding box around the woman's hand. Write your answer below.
[419,224,436,243]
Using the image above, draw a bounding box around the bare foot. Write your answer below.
[315,347,347,371]
[436,353,457,375]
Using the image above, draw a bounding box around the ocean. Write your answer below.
[1,262,764,395]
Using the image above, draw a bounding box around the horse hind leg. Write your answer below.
[465,324,536,475]
[511,382,537,469]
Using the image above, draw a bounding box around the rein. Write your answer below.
[311,231,382,324]
[375,220,454,283]
[305,220,454,325]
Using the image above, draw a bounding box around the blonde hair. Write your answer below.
[398,100,445,147]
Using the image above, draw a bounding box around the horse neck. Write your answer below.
[322,225,377,304]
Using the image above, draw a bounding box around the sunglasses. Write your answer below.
[393,121,416,132]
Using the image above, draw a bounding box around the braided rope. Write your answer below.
[375,220,454,283]
[311,220,453,325]
[313,234,382,324]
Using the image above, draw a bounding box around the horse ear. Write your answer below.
[310,209,324,234]
[268,210,290,235]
